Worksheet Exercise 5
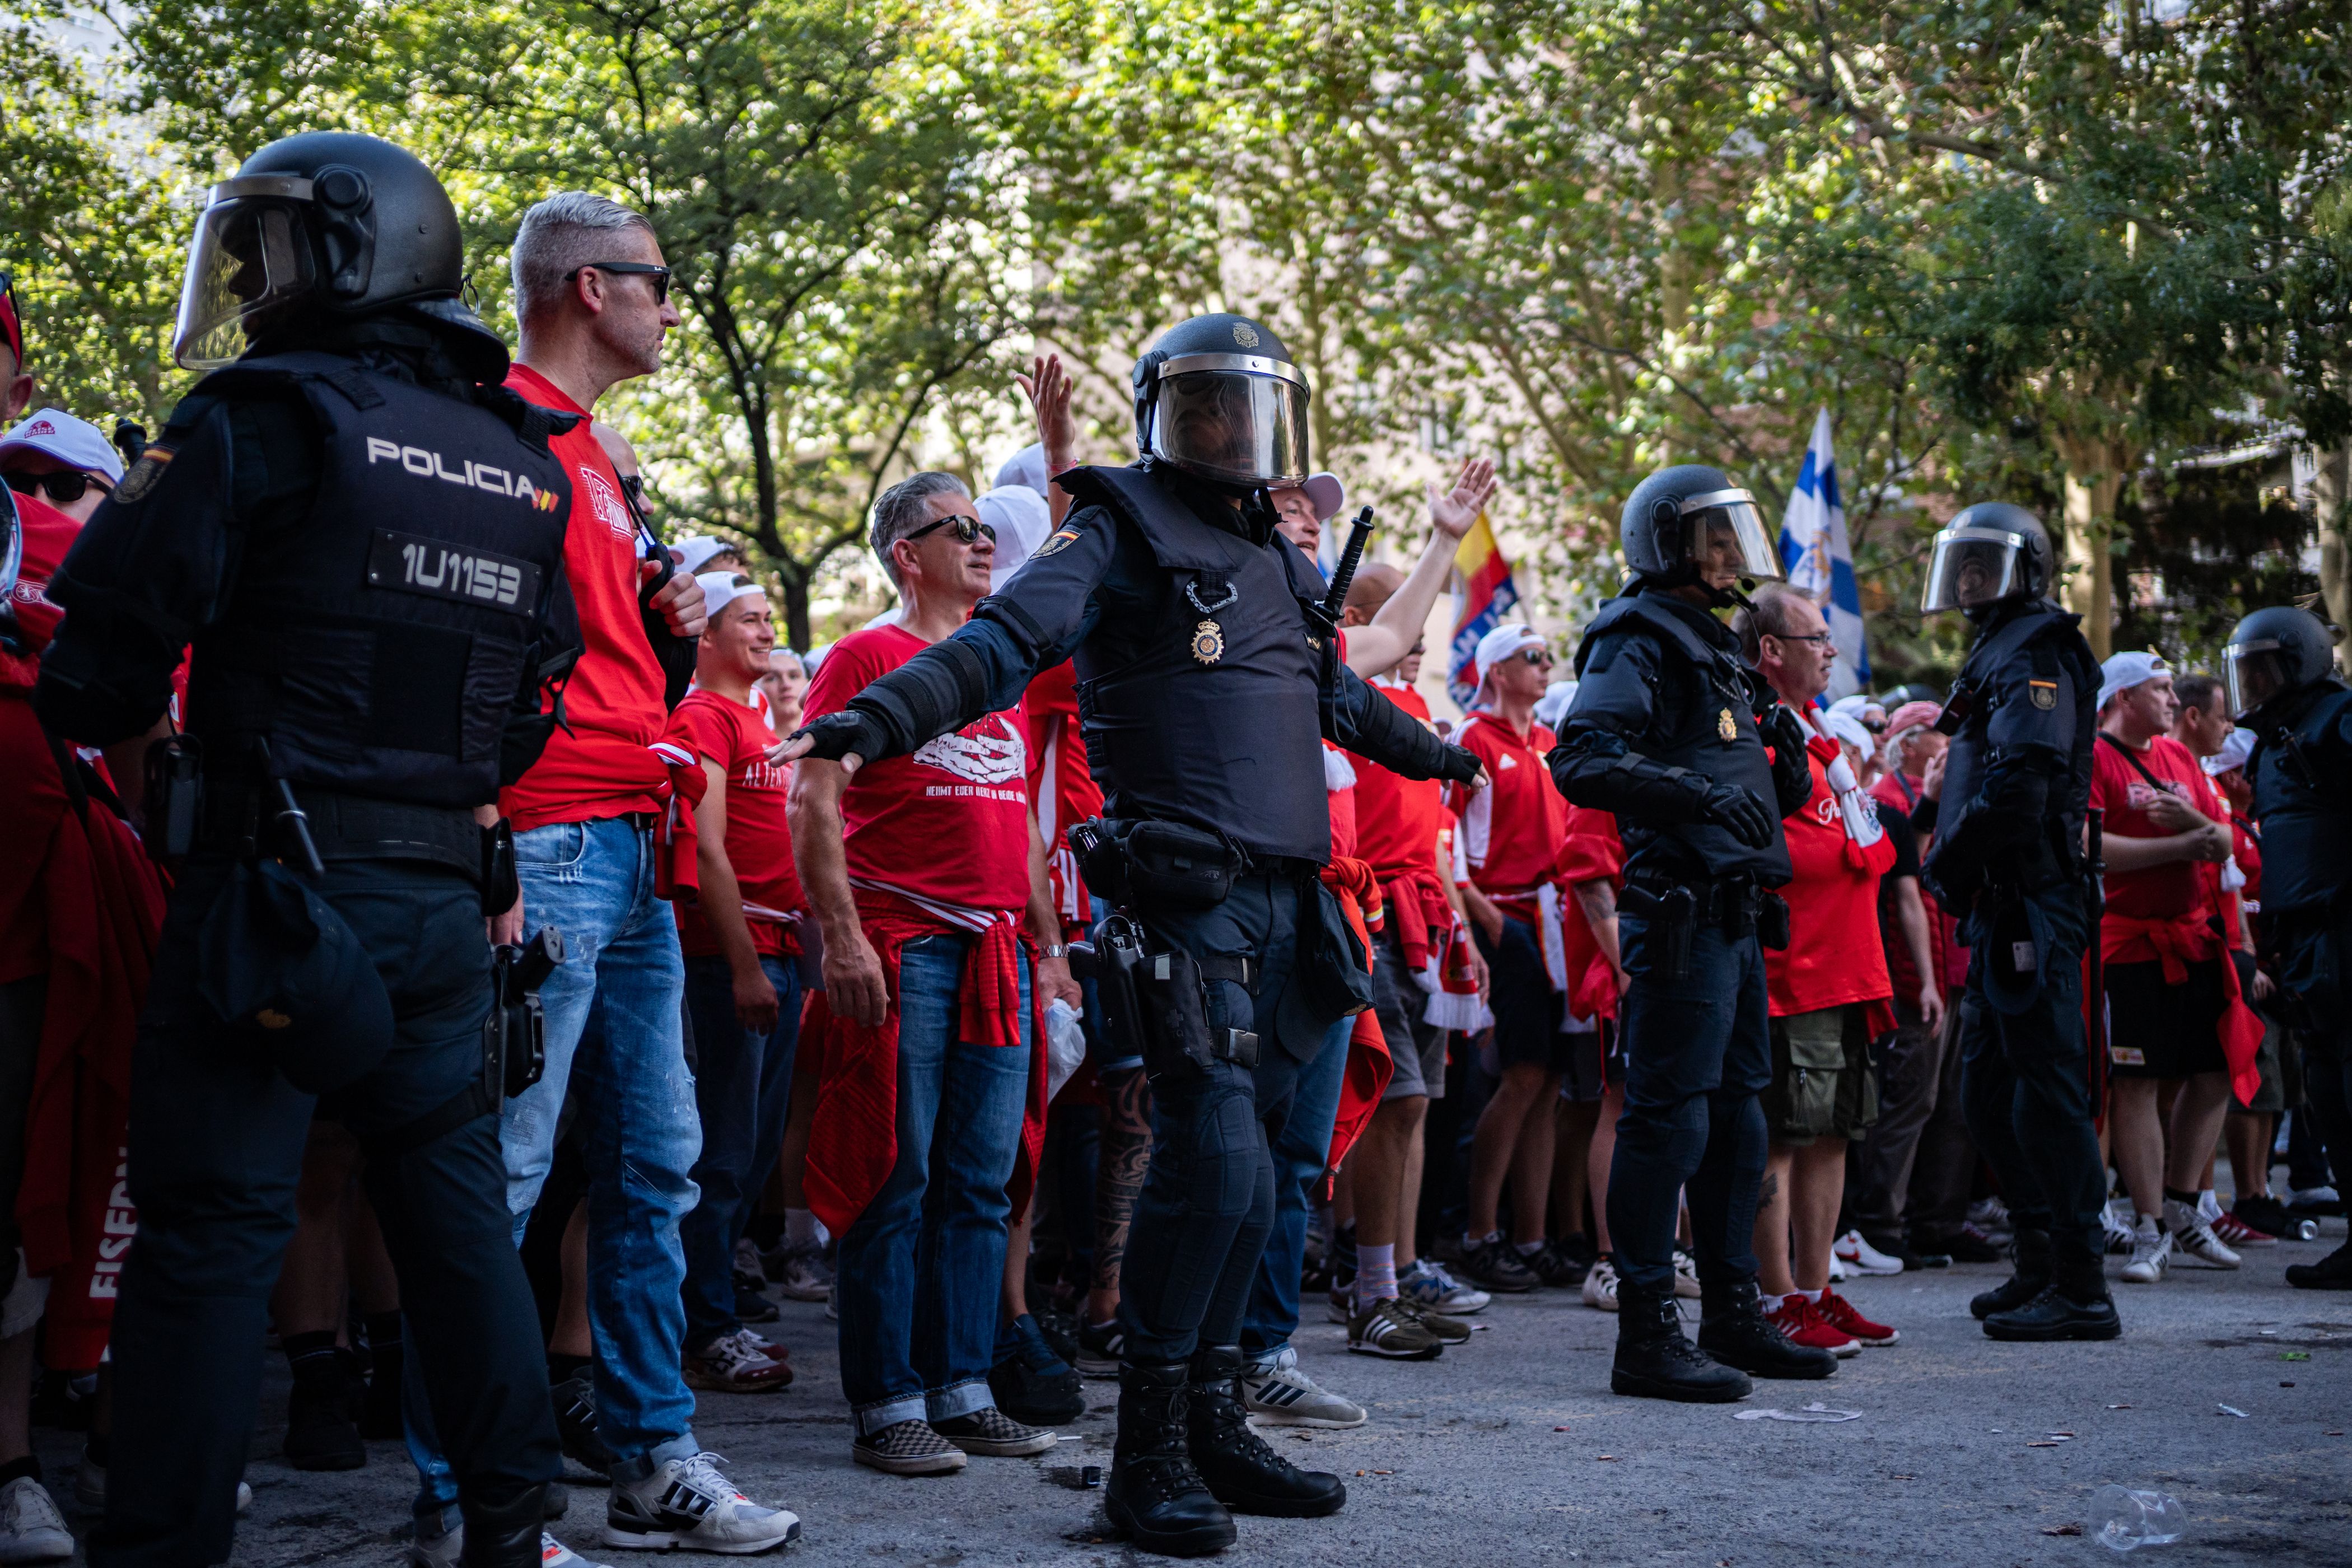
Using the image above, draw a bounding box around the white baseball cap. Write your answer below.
[1299,472,1346,524]
[1473,623,1547,688]
[2097,650,2171,712]
[0,408,123,484]
[978,484,1053,592]
[674,537,740,575]
[696,570,766,620]
[1533,679,1579,731]
[2204,726,2255,776]
[1820,708,1876,756]
[995,442,1050,495]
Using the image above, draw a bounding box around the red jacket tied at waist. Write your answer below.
[2102,911,2264,1105]
[800,888,1047,1238]
[1320,857,1393,1183]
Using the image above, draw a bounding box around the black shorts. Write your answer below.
[1558,1018,1616,1103]
[1474,914,1572,1074]
[2105,957,2229,1079]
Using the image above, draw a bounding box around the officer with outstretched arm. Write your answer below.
[34,134,619,1568]
[2220,605,2352,1291]
[1548,465,1830,1402]
[780,314,1482,1557]
[1912,505,2114,1341]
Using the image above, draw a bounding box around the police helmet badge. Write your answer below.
[1231,321,1260,348]
[1718,707,1737,743]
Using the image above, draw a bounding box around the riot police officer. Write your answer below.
[1550,465,1830,1401]
[35,133,578,1567]
[2221,605,2352,1290]
[1911,504,2115,1340]
[781,312,1480,1556]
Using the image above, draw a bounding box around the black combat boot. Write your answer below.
[1970,1225,2052,1319]
[2285,1238,2352,1290]
[1696,1277,1838,1380]
[458,1483,550,1568]
[283,1337,366,1471]
[1104,1361,1235,1557]
[1185,1345,1345,1518]
[1983,1245,2122,1341]
[1611,1284,1752,1403]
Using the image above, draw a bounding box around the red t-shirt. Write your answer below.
[1024,660,1102,926]
[1351,679,1446,881]
[497,365,669,831]
[1447,711,1566,899]
[669,687,801,958]
[1767,744,1895,1016]
[1557,805,1625,1020]
[2091,733,2220,931]
[804,625,1032,918]
[0,493,80,979]
[1325,743,1359,861]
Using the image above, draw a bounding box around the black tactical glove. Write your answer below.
[1437,742,1484,786]
[790,709,890,763]
[1761,702,1808,762]
[1700,782,1777,849]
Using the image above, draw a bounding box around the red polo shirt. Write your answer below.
[498,365,668,831]
[2092,732,2225,963]
[1767,743,1896,1016]
[669,686,801,958]
[1446,710,1565,899]
[1351,679,1446,881]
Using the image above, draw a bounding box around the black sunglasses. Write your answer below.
[564,262,671,304]
[904,514,996,547]
[1518,647,1553,665]
[6,469,109,505]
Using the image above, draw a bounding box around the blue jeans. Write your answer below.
[681,952,803,1350]
[1240,1012,1351,1359]
[1606,909,1772,1296]
[407,816,702,1519]
[836,934,1033,1435]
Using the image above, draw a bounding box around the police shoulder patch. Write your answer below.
[111,445,175,505]
[1034,526,1081,558]
[2028,679,2057,710]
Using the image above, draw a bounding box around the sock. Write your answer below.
[1761,1293,1788,1314]
[365,1311,404,1359]
[1357,1244,1397,1310]
[0,1456,36,1488]
[2164,1186,2200,1209]
[284,1329,340,1379]
[1467,1229,1499,1251]
[1514,1239,1545,1258]
[547,1352,591,1385]
[784,1207,820,1248]
[1799,1287,1824,1303]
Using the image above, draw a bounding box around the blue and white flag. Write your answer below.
[1777,408,1869,702]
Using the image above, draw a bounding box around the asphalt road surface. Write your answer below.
[48,1223,2349,1568]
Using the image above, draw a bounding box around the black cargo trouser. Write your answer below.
[91,858,558,1568]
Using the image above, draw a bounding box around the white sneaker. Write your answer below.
[1968,1195,2014,1244]
[2120,1216,2173,1284]
[1580,1257,1620,1312]
[1827,1251,1850,1283]
[1239,1345,1366,1429]
[2288,1184,2341,1210]
[1397,1259,1490,1315]
[407,1518,461,1568]
[2101,1198,2136,1256]
[1833,1229,1905,1276]
[1670,1247,1702,1300]
[768,1245,833,1304]
[539,1533,613,1568]
[604,1452,800,1553]
[2165,1198,2242,1270]
[0,1478,73,1564]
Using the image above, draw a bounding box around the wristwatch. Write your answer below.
[1043,942,1068,960]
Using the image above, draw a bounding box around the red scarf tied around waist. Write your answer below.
[800,888,1048,1236]
[648,740,704,902]
[2101,911,2264,1107]
[1320,856,1393,1182]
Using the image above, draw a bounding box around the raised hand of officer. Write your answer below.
[1700,781,1778,848]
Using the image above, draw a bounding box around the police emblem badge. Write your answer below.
[2029,679,2057,710]
[1718,707,1737,743]
[1192,620,1225,664]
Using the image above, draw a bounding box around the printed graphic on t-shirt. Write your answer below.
[577,463,634,541]
[912,724,1026,792]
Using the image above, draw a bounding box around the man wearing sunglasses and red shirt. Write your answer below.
[1,409,121,526]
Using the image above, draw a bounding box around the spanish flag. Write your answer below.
[1446,512,1520,707]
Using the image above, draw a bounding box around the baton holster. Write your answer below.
[1620,881,1697,981]
[143,732,204,861]
[480,818,518,917]
[1757,890,1791,951]
[485,926,565,1100]
[1071,912,1257,1082]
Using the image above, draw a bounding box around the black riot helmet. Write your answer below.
[172,132,482,370]
[2222,605,2338,720]
[1919,502,2053,618]
[1132,313,1312,493]
[1617,464,1782,593]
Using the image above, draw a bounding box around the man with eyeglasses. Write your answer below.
[1,409,120,526]
[788,470,1084,1476]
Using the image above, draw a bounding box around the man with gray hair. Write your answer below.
[404,192,801,1561]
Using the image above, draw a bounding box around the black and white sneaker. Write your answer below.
[1346,1298,1444,1360]
[851,1420,967,1476]
[552,1375,618,1477]
[1457,1238,1537,1294]
[604,1452,801,1552]
[932,1407,1058,1457]
[1074,1316,1125,1378]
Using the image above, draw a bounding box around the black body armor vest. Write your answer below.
[1931,600,2096,889]
[1574,591,1792,885]
[2247,682,2352,918]
[185,351,576,810]
[1059,465,1332,864]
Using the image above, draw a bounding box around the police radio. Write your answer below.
[487,926,565,1099]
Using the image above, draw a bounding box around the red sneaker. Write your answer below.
[1765,1295,1860,1357]
[1816,1286,1898,1347]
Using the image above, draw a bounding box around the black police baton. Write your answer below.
[253,736,325,878]
[1310,505,1376,634]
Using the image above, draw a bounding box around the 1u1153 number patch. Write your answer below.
[367,528,541,611]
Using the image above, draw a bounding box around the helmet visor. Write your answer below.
[2223,638,2293,719]
[1151,365,1310,488]
[172,190,318,370]
[1679,490,1781,582]
[1920,528,2020,613]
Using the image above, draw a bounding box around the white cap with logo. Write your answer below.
[0,408,124,483]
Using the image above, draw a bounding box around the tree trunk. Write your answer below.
[782,573,813,654]
[2056,433,2132,661]
[2314,441,2352,674]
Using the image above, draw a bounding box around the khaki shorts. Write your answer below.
[1763,1003,1878,1145]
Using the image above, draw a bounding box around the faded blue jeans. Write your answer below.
[407,815,702,1522]
[681,952,803,1352]
[1240,1012,1352,1360]
[836,933,1033,1436]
